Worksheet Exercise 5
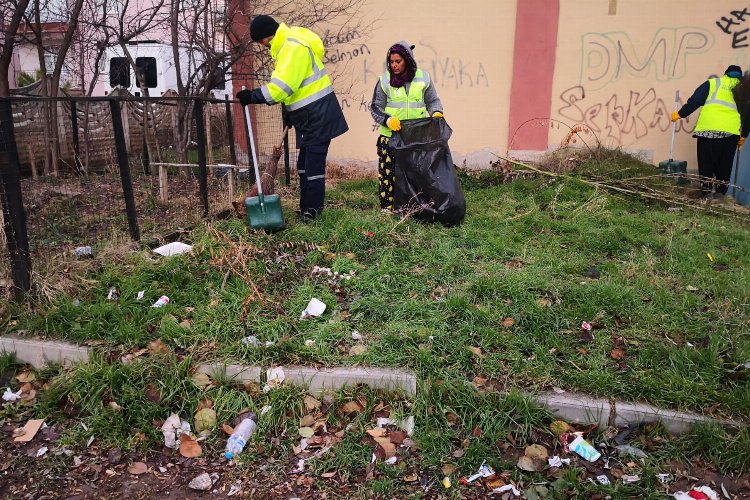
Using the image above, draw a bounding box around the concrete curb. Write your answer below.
[0,336,90,367]
[271,366,417,397]
[532,391,742,434]
[195,363,262,384]
[1,336,742,435]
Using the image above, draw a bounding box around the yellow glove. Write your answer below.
[739,137,746,150]
[432,111,444,118]
[386,116,401,131]
[670,111,681,122]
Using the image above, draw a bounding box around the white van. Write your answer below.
[101,41,231,99]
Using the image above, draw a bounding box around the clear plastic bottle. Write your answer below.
[225,414,258,459]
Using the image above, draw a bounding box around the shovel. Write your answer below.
[242,97,285,232]
[659,90,689,184]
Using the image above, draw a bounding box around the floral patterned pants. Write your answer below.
[376,135,395,210]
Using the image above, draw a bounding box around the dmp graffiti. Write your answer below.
[715,7,750,48]
[558,85,695,146]
[580,28,714,90]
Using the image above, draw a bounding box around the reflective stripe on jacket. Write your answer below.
[695,75,741,135]
[379,69,430,137]
[261,23,334,111]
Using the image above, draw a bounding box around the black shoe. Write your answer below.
[296,211,316,224]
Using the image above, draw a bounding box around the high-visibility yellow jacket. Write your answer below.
[695,75,741,135]
[258,23,348,146]
[378,69,430,137]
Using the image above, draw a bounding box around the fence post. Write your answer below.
[109,99,140,241]
[224,96,237,167]
[70,100,83,173]
[0,99,32,299]
[159,164,168,203]
[194,100,209,217]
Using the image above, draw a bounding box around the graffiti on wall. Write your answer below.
[557,85,695,146]
[580,28,714,90]
[715,8,750,48]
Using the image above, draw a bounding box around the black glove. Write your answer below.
[236,89,253,106]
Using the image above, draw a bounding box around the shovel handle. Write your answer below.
[242,87,264,207]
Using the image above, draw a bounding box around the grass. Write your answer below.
[2,150,750,495]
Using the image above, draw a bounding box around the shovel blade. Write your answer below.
[245,194,285,232]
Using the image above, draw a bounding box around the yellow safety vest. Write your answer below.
[261,23,334,111]
[379,69,430,137]
[694,75,741,135]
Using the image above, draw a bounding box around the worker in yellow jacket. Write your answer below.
[237,15,348,220]
[671,65,748,200]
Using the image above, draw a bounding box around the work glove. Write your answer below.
[432,111,444,118]
[739,137,746,150]
[670,111,681,122]
[236,89,254,106]
[386,116,401,131]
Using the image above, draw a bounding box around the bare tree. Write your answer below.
[0,0,32,96]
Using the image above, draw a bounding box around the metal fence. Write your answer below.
[0,93,296,300]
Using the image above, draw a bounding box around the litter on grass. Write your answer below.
[162,414,191,449]
[153,242,193,257]
[460,461,495,484]
[2,388,22,402]
[300,298,326,319]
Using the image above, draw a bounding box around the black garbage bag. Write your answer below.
[388,118,466,226]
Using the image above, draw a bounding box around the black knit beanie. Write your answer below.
[250,15,279,42]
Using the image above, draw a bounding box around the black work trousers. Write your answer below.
[696,135,739,195]
[297,140,331,217]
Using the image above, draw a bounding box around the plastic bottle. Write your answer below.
[152,295,170,308]
[225,414,258,459]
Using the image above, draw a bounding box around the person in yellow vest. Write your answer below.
[671,65,749,200]
[370,41,444,211]
[237,15,348,220]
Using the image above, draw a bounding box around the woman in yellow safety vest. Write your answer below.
[671,65,750,200]
[370,41,444,211]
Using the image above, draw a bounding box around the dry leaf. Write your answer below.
[341,401,364,415]
[442,464,458,475]
[374,437,396,458]
[452,448,465,458]
[524,444,548,460]
[109,401,122,411]
[179,433,202,458]
[389,431,406,445]
[196,399,213,411]
[298,427,315,438]
[15,371,36,383]
[348,345,367,356]
[304,396,321,412]
[194,408,217,433]
[366,428,387,438]
[472,376,488,388]
[145,384,161,404]
[148,339,169,355]
[221,423,234,435]
[501,317,515,328]
[403,473,418,482]
[610,348,626,360]
[536,298,551,307]
[191,372,212,389]
[517,455,537,471]
[445,411,461,426]
[321,471,336,478]
[300,415,316,427]
[128,462,148,475]
[468,346,483,358]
